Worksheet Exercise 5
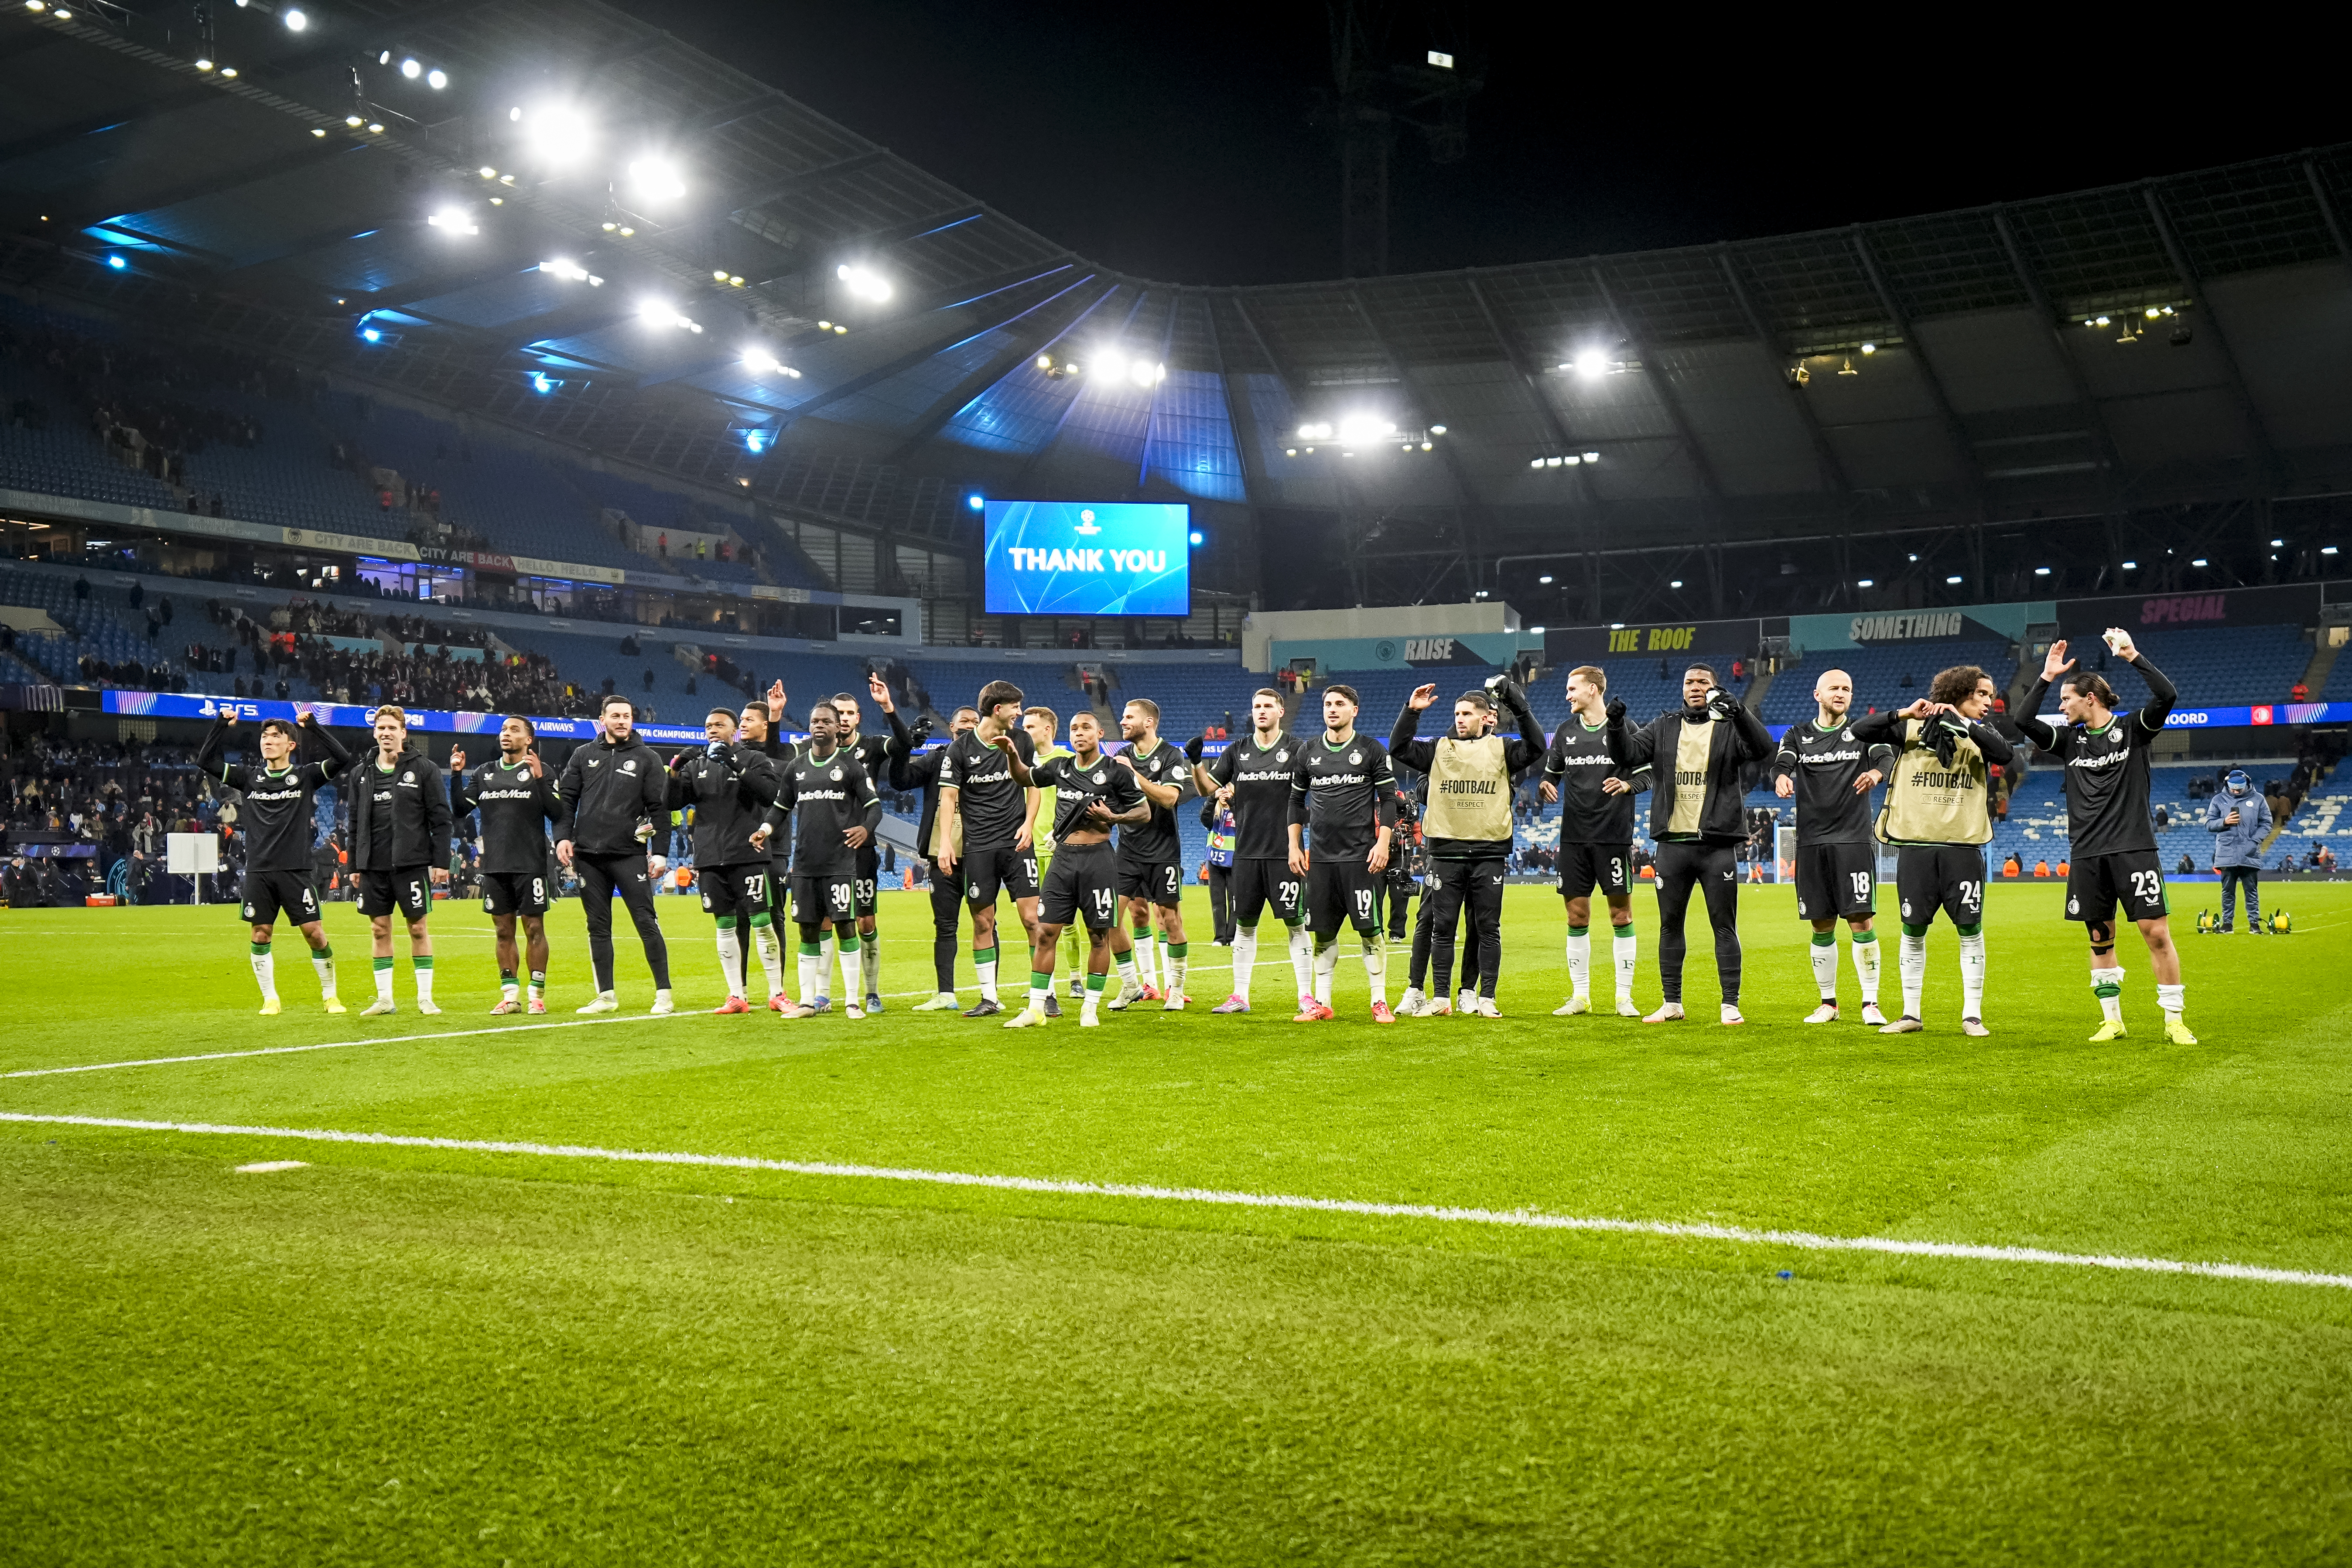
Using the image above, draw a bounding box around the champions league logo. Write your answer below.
[1074,508,1101,536]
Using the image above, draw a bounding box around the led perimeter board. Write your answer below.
[982,501,1190,617]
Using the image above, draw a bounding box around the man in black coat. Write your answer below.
[556,693,676,1014]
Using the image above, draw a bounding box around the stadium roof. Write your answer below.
[5,0,2352,578]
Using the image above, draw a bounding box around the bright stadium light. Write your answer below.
[280,7,305,29]
[629,157,686,202]
[530,372,556,394]
[1188,529,1204,545]
[1571,348,1609,378]
[400,57,420,78]
[522,104,593,164]
[638,299,701,332]
[2121,560,2137,569]
[1945,574,1963,584]
[1669,578,1683,588]
[836,263,892,302]
[105,255,126,270]
[2324,546,2340,556]
[426,68,446,89]
[2191,557,2208,567]
[2034,566,2051,575]
[741,348,800,378]
[1538,575,1552,584]
[967,493,985,511]
[1857,577,1874,587]
[427,207,477,235]
[1297,422,1334,441]
[538,257,602,285]
[1336,415,1395,444]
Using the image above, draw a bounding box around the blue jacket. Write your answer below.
[2204,789,2271,868]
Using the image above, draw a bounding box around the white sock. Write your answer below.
[310,948,335,998]
[716,926,744,998]
[1133,928,1159,990]
[1286,922,1314,998]
[839,941,862,1005]
[752,922,785,998]
[250,945,277,1000]
[2157,981,2184,1015]
[1900,931,1927,1018]
[1809,937,1839,1002]
[1565,928,1591,999]
[1612,925,1637,1000]
[798,947,820,1003]
[977,947,999,1003]
[1361,934,1385,1006]
[817,933,837,1002]
[502,974,521,1002]
[1081,977,1101,1019]
[1852,934,1881,1004]
[1313,939,1339,1006]
[1958,932,1986,1020]
[414,957,434,1006]
[375,961,395,1004]
[2092,963,2124,1024]
[1167,941,1187,998]
[1231,928,1258,1003]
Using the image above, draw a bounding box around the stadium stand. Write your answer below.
[1761,642,2019,724]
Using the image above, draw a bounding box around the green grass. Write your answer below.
[4,885,2350,1563]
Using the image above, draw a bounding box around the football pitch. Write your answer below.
[4,883,2349,1564]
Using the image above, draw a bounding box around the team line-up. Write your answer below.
[195,628,2198,1043]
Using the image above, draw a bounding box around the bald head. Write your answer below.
[1814,667,1854,721]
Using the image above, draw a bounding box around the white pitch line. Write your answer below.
[3,1110,2346,1293]
[0,1013,677,1078]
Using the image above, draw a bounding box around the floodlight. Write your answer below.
[345,114,362,126]
[967,494,985,511]
[427,69,446,89]
[741,349,798,378]
[480,166,497,178]
[219,66,237,77]
[2034,567,2051,576]
[539,257,600,284]
[365,122,382,133]
[105,255,125,270]
[400,57,420,78]
[1128,359,1166,388]
[310,127,325,137]
[2121,560,2137,568]
[1428,50,1453,67]
[1564,455,1581,465]
[281,7,304,29]
[1297,422,1333,441]
[530,373,555,394]
[2323,546,2340,556]
[1857,577,1875,588]
[2191,557,2208,567]
[629,157,686,202]
[835,263,892,301]
[1583,451,1600,462]
[1572,348,1608,378]
[24,2,46,12]
[195,57,214,69]
[1545,457,1561,467]
[2270,537,2284,547]
[1528,458,1543,470]
[1538,574,1553,584]
[361,327,382,342]
[1429,424,1446,434]
[1188,530,1204,545]
[427,207,477,235]
[1860,342,1877,354]
[509,106,522,120]
[1945,574,1963,584]
[744,430,767,454]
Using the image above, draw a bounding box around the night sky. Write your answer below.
[626,2,2344,287]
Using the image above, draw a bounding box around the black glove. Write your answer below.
[1184,733,1205,763]
[706,739,729,760]
[1705,688,1737,720]
[906,717,934,746]
[1604,697,1627,725]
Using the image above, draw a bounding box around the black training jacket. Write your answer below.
[555,732,670,856]
[1607,700,1775,845]
[348,750,455,871]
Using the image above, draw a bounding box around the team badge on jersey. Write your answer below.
[2068,895,2081,914]
[2110,730,2124,746]
[831,767,843,780]
[1090,771,1104,784]
[1348,751,1361,765]
[1276,750,1288,763]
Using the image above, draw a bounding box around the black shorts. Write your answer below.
[791,872,857,927]
[853,841,882,919]
[1894,844,1987,928]
[1117,857,1184,909]
[962,844,1039,906]
[482,870,551,917]
[1229,857,1303,928]
[1042,840,1120,930]
[699,862,773,920]
[1557,841,1634,900]
[239,868,320,927]
[1308,854,1382,936]
[1795,842,1877,922]
[356,866,433,922]
[2067,850,2169,925]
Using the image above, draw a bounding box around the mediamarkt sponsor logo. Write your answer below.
[1849,611,1963,642]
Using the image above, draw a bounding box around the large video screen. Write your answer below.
[982,501,1190,617]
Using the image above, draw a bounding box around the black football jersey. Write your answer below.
[1035,752,1148,840]
[1773,719,1893,846]
[1542,715,1643,844]
[457,759,563,875]
[775,746,881,877]
[1291,733,1396,858]
[1203,734,1302,861]
[1115,738,1190,864]
[937,725,1036,851]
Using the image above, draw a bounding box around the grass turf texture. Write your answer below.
[4,885,2349,1562]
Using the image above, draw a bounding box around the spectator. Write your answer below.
[2000,854,2021,877]
[2290,680,2308,704]
[2032,858,2051,878]
[2176,852,2194,875]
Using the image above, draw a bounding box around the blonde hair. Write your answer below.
[1024,704,1060,730]
[371,704,408,728]
[1569,665,1606,694]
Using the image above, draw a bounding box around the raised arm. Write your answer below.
[303,711,355,775]
[1498,680,1546,771]
[1603,700,1651,769]
[1726,699,1774,763]
[197,714,234,785]
[2118,637,2176,731]
[2014,639,2071,752]
[1388,689,1437,774]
